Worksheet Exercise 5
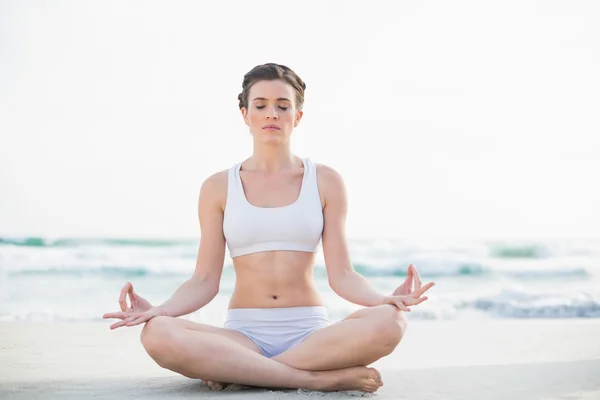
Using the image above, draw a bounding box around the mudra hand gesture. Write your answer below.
[383,264,435,312]
[102,282,162,330]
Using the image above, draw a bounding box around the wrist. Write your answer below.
[381,295,393,306]
[152,306,168,317]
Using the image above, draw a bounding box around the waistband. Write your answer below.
[226,306,329,322]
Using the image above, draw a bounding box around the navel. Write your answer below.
[272,295,278,300]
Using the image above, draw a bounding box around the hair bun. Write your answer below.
[237,63,306,110]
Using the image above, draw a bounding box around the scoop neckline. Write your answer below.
[236,158,308,210]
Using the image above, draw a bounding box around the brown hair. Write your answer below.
[237,63,306,110]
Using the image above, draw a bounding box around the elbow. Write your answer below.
[210,284,220,298]
[204,284,220,299]
[205,280,220,298]
[328,269,358,298]
[327,273,347,295]
[327,273,339,293]
[191,274,220,297]
[328,279,338,294]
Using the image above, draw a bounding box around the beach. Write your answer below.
[2,319,599,399]
[3,0,600,397]
[2,236,599,398]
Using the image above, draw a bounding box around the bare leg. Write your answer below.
[272,304,407,371]
[150,317,263,391]
[140,316,383,392]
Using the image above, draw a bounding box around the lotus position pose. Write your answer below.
[103,63,435,393]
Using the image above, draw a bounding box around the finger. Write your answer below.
[411,264,422,290]
[403,270,413,290]
[404,296,429,306]
[129,283,137,301]
[405,265,414,282]
[394,300,411,312]
[413,281,435,297]
[102,311,128,320]
[126,314,150,326]
[110,320,129,330]
[119,282,132,312]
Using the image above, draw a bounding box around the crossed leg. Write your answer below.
[141,317,264,390]
[140,304,406,392]
[272,304,407,371]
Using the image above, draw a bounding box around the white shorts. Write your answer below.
[224,306,331,358]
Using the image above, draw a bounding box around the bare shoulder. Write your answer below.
[316,163,346,188]
[315,163,347,206]
[199,169,229,210]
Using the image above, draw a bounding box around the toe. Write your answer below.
[373,369,383,384]
[368,368,381,382]
[364,381,379,393]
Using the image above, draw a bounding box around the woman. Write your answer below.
[103,63,435,393]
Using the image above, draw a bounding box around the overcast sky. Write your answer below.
[1,0,599,240]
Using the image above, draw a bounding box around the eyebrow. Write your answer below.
[252,97,291,102]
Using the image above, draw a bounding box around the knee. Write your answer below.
[370,305,408,354]
[140,316,176,363]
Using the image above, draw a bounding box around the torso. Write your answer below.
[227,251,325,308]
[221,157,327,309]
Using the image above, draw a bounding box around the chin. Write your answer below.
[259,137,288,146]
[255,132,289,144]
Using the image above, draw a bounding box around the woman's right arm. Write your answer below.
[155,170,228,318]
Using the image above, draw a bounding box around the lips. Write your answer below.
[262,125,280,130]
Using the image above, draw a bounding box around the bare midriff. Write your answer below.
[227,250,326,309]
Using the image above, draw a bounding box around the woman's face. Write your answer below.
[241,79,303,144]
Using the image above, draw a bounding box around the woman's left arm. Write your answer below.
[319,165,392,308]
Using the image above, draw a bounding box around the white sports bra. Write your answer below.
[223,158,324,258]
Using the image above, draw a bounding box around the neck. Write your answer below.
[248,143,296,172]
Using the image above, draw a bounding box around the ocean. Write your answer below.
[1,236,599,324]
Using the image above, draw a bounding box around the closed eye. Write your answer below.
[255,106,289,110]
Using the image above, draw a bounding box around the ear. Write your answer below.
[241,107,250,127]
[294,109,304,128]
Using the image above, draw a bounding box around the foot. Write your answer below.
[315,366,383,393]
[205,380,230,391]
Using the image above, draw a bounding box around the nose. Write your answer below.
[266,106,279,119]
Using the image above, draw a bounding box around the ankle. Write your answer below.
[305,370,328,391]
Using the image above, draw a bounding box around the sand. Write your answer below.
[1,319,600,399]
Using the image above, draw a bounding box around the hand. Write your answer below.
[102,282,158,330]
[383,264,435,312]
[103,306,163,330]
[117,282,153,313]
